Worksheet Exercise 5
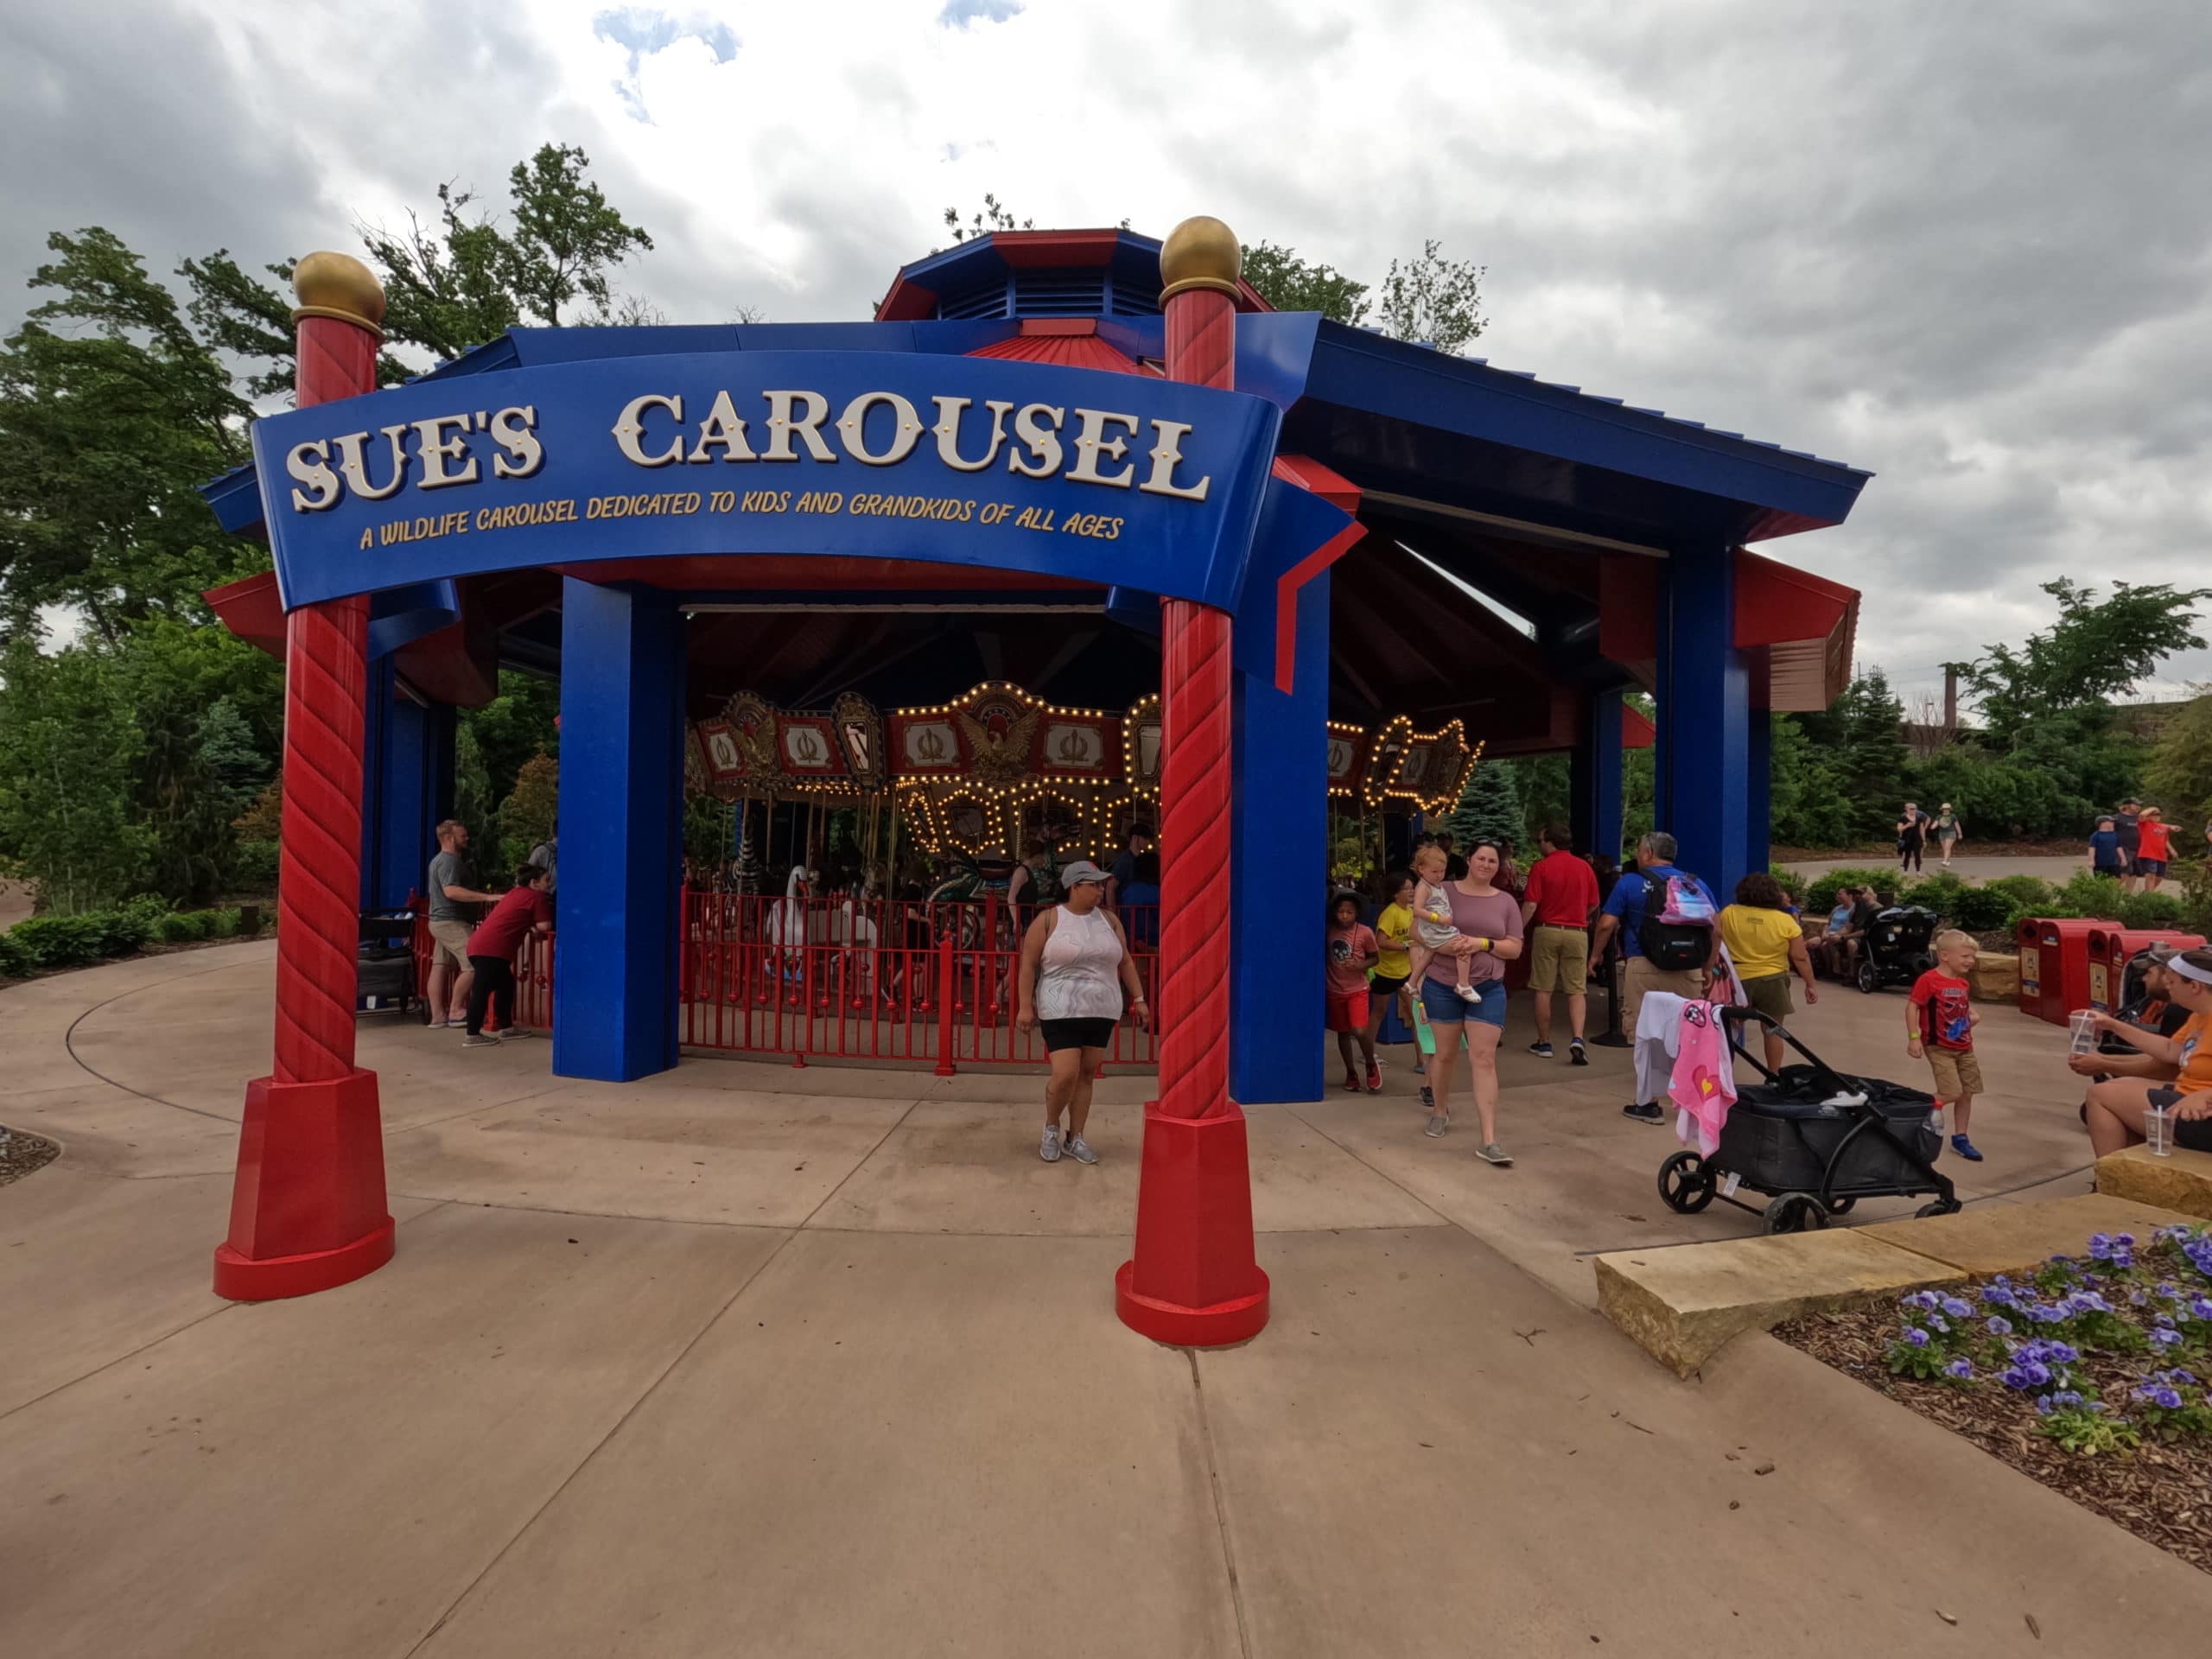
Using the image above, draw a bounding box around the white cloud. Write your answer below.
[5,0,2209,704]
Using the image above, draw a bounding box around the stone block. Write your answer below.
[2094,1144,2212,1221]
[1859,1192,2196,1276]
[1593,1230,1958,1377]
[1969,953,2019,1001]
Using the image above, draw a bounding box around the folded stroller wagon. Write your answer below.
[1657,1007,1960,1234]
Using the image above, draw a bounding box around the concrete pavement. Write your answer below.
[3,941,2208,1656]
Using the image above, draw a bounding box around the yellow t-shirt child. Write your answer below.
[1375,902,1414,980]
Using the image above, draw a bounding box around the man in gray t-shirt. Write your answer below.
[425,820,498,1025]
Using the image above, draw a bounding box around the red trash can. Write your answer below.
[2095,928,2206,1011]
[2017,918,2102,1026]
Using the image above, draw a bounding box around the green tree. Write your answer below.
[1239,241,1370,324]
[462,671,562,812]
[2147,695,2212,826]
[1446,757,1522,849]
[1963,579,2210,750]
[1796,669,1910,840]
[498,752,559,868]
[0,639,150,912]
[1376,238,1486,353]
[0,229,260,637]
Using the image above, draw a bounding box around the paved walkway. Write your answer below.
[1782,853,2088,887]
[3,943,2207,1655]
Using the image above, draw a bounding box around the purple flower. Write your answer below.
[1944,1357,1974,1380]
[2139,1385,2186,1411]
[1986,1315,2013,1337]
[1941,1296,1973,1319]
[2152,1327,2184,1349]
[2028,1302,2069,1325]
[1929,1315,1950,1335]
[2088,1234,2113,1261]
[2066,1290,2113,1316]
[1903,1327,1930,1348]
[2189,1298,2212,1320]
[1981,1285,2018,1309]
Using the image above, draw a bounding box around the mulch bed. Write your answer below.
[1777,1306,2212,1574]
[0,1126,60,1189]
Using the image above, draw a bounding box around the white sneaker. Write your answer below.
[1039,1125,1063,1163]
[1064,1133,1098,1165]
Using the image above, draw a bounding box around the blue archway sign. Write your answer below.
[249,350,1283,610]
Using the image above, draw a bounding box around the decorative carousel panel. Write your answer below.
[1037,714,1119,780]
[1369,716,1472,816]
[1122,694,1164,801]
[957,683,1044,788]
[696,717,750,799]
[778,714,848,784]
[1325,721,1370,798]
[721,691,784,790]
[893,713,963,777]
[832,691,887,789]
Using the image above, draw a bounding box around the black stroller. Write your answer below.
[1656,1007,1960,1234]
[1853,904,1940,995]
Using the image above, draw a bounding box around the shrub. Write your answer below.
[2056,870,2128,923]
[1805,867,1899,914]
[1899,871,1969,914]
[208,907,242,939]
[230,838,279,893]
[1950,887,2015,932]
[1766,864,1806,902]
[2116,890,2190,931]
[8,914,111,969]
[0,931,32,979]
[156,910,213,943]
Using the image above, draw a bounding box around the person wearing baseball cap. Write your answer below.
[1015,858,1150,1165]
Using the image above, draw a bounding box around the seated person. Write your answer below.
[2080,946,2212,1156]
[2072,944,2192,1087]
[1813,887,1877,979]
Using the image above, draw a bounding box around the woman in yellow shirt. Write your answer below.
[1366,872,1420,1102]
[1717,873,1818,1071]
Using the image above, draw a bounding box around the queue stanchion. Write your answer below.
[1590,950,1631,1047]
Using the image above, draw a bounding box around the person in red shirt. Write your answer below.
[1325,891,1382,1092]
[1907,929,1984,1160]
[461,863,553,1048]
[1517,825,1602,1064]
[2135,807,2175,893]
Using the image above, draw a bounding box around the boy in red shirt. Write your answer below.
[1907,928,1983,1160]
[462,863,553,1048]
[1326,891,1382,1092]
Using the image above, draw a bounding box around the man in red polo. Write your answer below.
[1519,823,1601,1064]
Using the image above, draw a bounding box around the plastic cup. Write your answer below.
[2068,1009,2098,1057]
[2147,1102,2174,1159]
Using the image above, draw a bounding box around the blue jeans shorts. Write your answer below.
[2137,857,2168,879]
[1420,976,1506,1029]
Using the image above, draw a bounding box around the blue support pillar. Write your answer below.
[1570,690,1625,867]
[553,580,683,1083]
[1230,566,1329,1104]
[1745,704,1772,880]
[1656,543,1751,896]
[359,661,454,912]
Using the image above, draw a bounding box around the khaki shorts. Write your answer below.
[1926,1048,1983,1099]
[1624,956,1706,1030]
[1529,925,1588,993]
[429,918,473,970]
[1739,972,1795,1023]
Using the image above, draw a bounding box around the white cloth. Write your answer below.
[1034,905,1125,1020]
[1633,990,1689,1109]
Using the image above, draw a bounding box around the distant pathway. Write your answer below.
[1782,853,2085,887]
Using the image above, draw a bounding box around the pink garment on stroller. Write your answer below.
[1669,1000,1738,1156]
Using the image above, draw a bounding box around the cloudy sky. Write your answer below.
[8,0,2210,705]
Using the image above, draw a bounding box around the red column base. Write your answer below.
[213,1068,394,1301]
[1114,1102,1270,1347]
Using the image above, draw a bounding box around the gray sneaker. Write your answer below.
[461,1033,501,1049]
[1423,1112,1449,1138]
[1477,1142,1514,1166]
[1039,1125,1063,1162]
[498,1027,538,1039]
[1064,1132,1098,1165]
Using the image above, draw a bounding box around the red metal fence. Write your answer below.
[678,891,1157,1070]
[407,890,1158,1071]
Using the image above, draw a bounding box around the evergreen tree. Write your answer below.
[2147,696,2212,826]
[1446,758,1522,849]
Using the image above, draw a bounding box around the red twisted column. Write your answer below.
[213,252,396,1300]
[1115,219,1268,1346]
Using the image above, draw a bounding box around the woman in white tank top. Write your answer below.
[1015,860,1148,1165]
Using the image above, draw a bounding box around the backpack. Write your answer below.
[1637,868,1715,971]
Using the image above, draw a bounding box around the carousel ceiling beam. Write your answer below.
[788,616,896,709]
[1021,626,1102,696]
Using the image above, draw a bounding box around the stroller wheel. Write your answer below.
[1914,1197,1964,1218]
[1657,1151,1717,1214]
[1823,1195,1857,1216]
[1762,1192,1828,1235]
[1855,958,1880,995]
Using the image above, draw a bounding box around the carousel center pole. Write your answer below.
[1114,217,1269,1346]
[213,252,396,1300]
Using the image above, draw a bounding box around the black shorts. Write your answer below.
[1040,1016,1116,1053]
[1370,973,1409,1000]
[2148,1088,2212,1153]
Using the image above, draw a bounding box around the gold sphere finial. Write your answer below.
[1159,216,1242,302]
[291,251,386,335]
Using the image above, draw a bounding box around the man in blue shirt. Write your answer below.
[1587,830,1719,1122]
